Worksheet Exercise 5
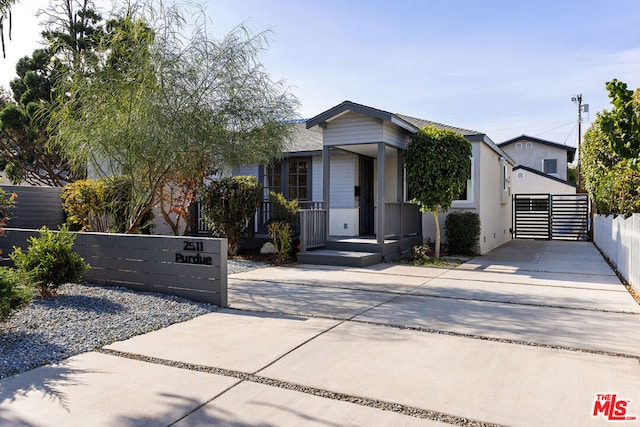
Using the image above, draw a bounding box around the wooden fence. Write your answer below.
[0,229,228,307]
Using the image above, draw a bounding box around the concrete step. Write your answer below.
[297,249,382,268]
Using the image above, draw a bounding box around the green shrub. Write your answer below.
[0,188,16,235]
[268,221,293,263]
[268,191,298,227]
[0,268,33,322]
[61,179,109,231]
[199,176,263,256]
[445,211,480,256]
[10,226,90,297]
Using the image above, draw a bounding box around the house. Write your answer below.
[225,101,515,265]
[497,135,576,195]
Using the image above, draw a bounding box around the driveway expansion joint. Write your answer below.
[96,347,504,427]
[221,307,640,360]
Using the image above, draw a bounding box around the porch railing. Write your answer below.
[299,208,327,251]
[383,202,421,238]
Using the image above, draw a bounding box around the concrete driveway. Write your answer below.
[2,240,639,426]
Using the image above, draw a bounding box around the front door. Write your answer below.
[359,157,374,235]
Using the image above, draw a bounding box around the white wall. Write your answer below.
[329,208,359,236]
[477,143,512,254]
[594,214,640,295]
[511,169,575,195]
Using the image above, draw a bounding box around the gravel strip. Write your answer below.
[98,348,502,427]
[0,259,269,379]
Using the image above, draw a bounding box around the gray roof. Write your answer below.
[499,135,576,162]
[285,121,323,154]
[394,114,483,137]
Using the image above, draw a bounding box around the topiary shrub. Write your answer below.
[0,267,33,322]
[445,211,480,256]
[10,226,90,297]
[199,176,263,256]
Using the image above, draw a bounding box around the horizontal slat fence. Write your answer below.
[0,228,228,307]
[1,185,64,229]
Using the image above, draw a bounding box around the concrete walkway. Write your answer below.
[1,240,639,426]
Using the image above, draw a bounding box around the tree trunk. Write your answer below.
[433,208,441,258]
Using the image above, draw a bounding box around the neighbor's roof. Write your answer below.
[499,135,576,162]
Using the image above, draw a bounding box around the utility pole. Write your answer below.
[571,94,588,191]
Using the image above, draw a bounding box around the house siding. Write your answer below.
[382,121,410,149]
[233,165,259,177]
[312,155,323,201]
[329,152,357,209]
[324,112,383,146]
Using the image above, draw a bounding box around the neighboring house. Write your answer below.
[497,135,576,195]
[225,101,515,264]
[498,135,575,180]
[511,165,576,195]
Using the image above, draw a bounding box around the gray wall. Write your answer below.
[1,185,64,229]
[1,229,228,307]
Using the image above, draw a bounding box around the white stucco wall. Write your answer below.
[477,143,512,254]
[511,168,576,194]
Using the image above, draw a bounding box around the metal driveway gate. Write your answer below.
[513,194,590,240]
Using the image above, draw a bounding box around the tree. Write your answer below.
[0,0,18,58]
[199,176,263,256]
[404,126,472,258]
[599,79,640,170]
[49,1,297,233]
[581,116,640,215]
[0,1,103,185]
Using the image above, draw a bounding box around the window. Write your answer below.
[288,159,308,200]
[525,142,533,150]
[543,159,558,175]
[266,162,282,193]
[517,172,524,179]
[515,142,522,150]
[264,158,310,201]
[454,156,474,203]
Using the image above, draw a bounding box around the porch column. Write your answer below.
[323,145,331,240]
[397,148,404,238]
[377,142,385,245]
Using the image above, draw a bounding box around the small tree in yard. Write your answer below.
[405,126,472,258]
[199,176,263,256]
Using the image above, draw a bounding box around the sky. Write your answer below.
[1,0,640,147]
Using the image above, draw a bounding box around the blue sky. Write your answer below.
[2,0,640,146]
